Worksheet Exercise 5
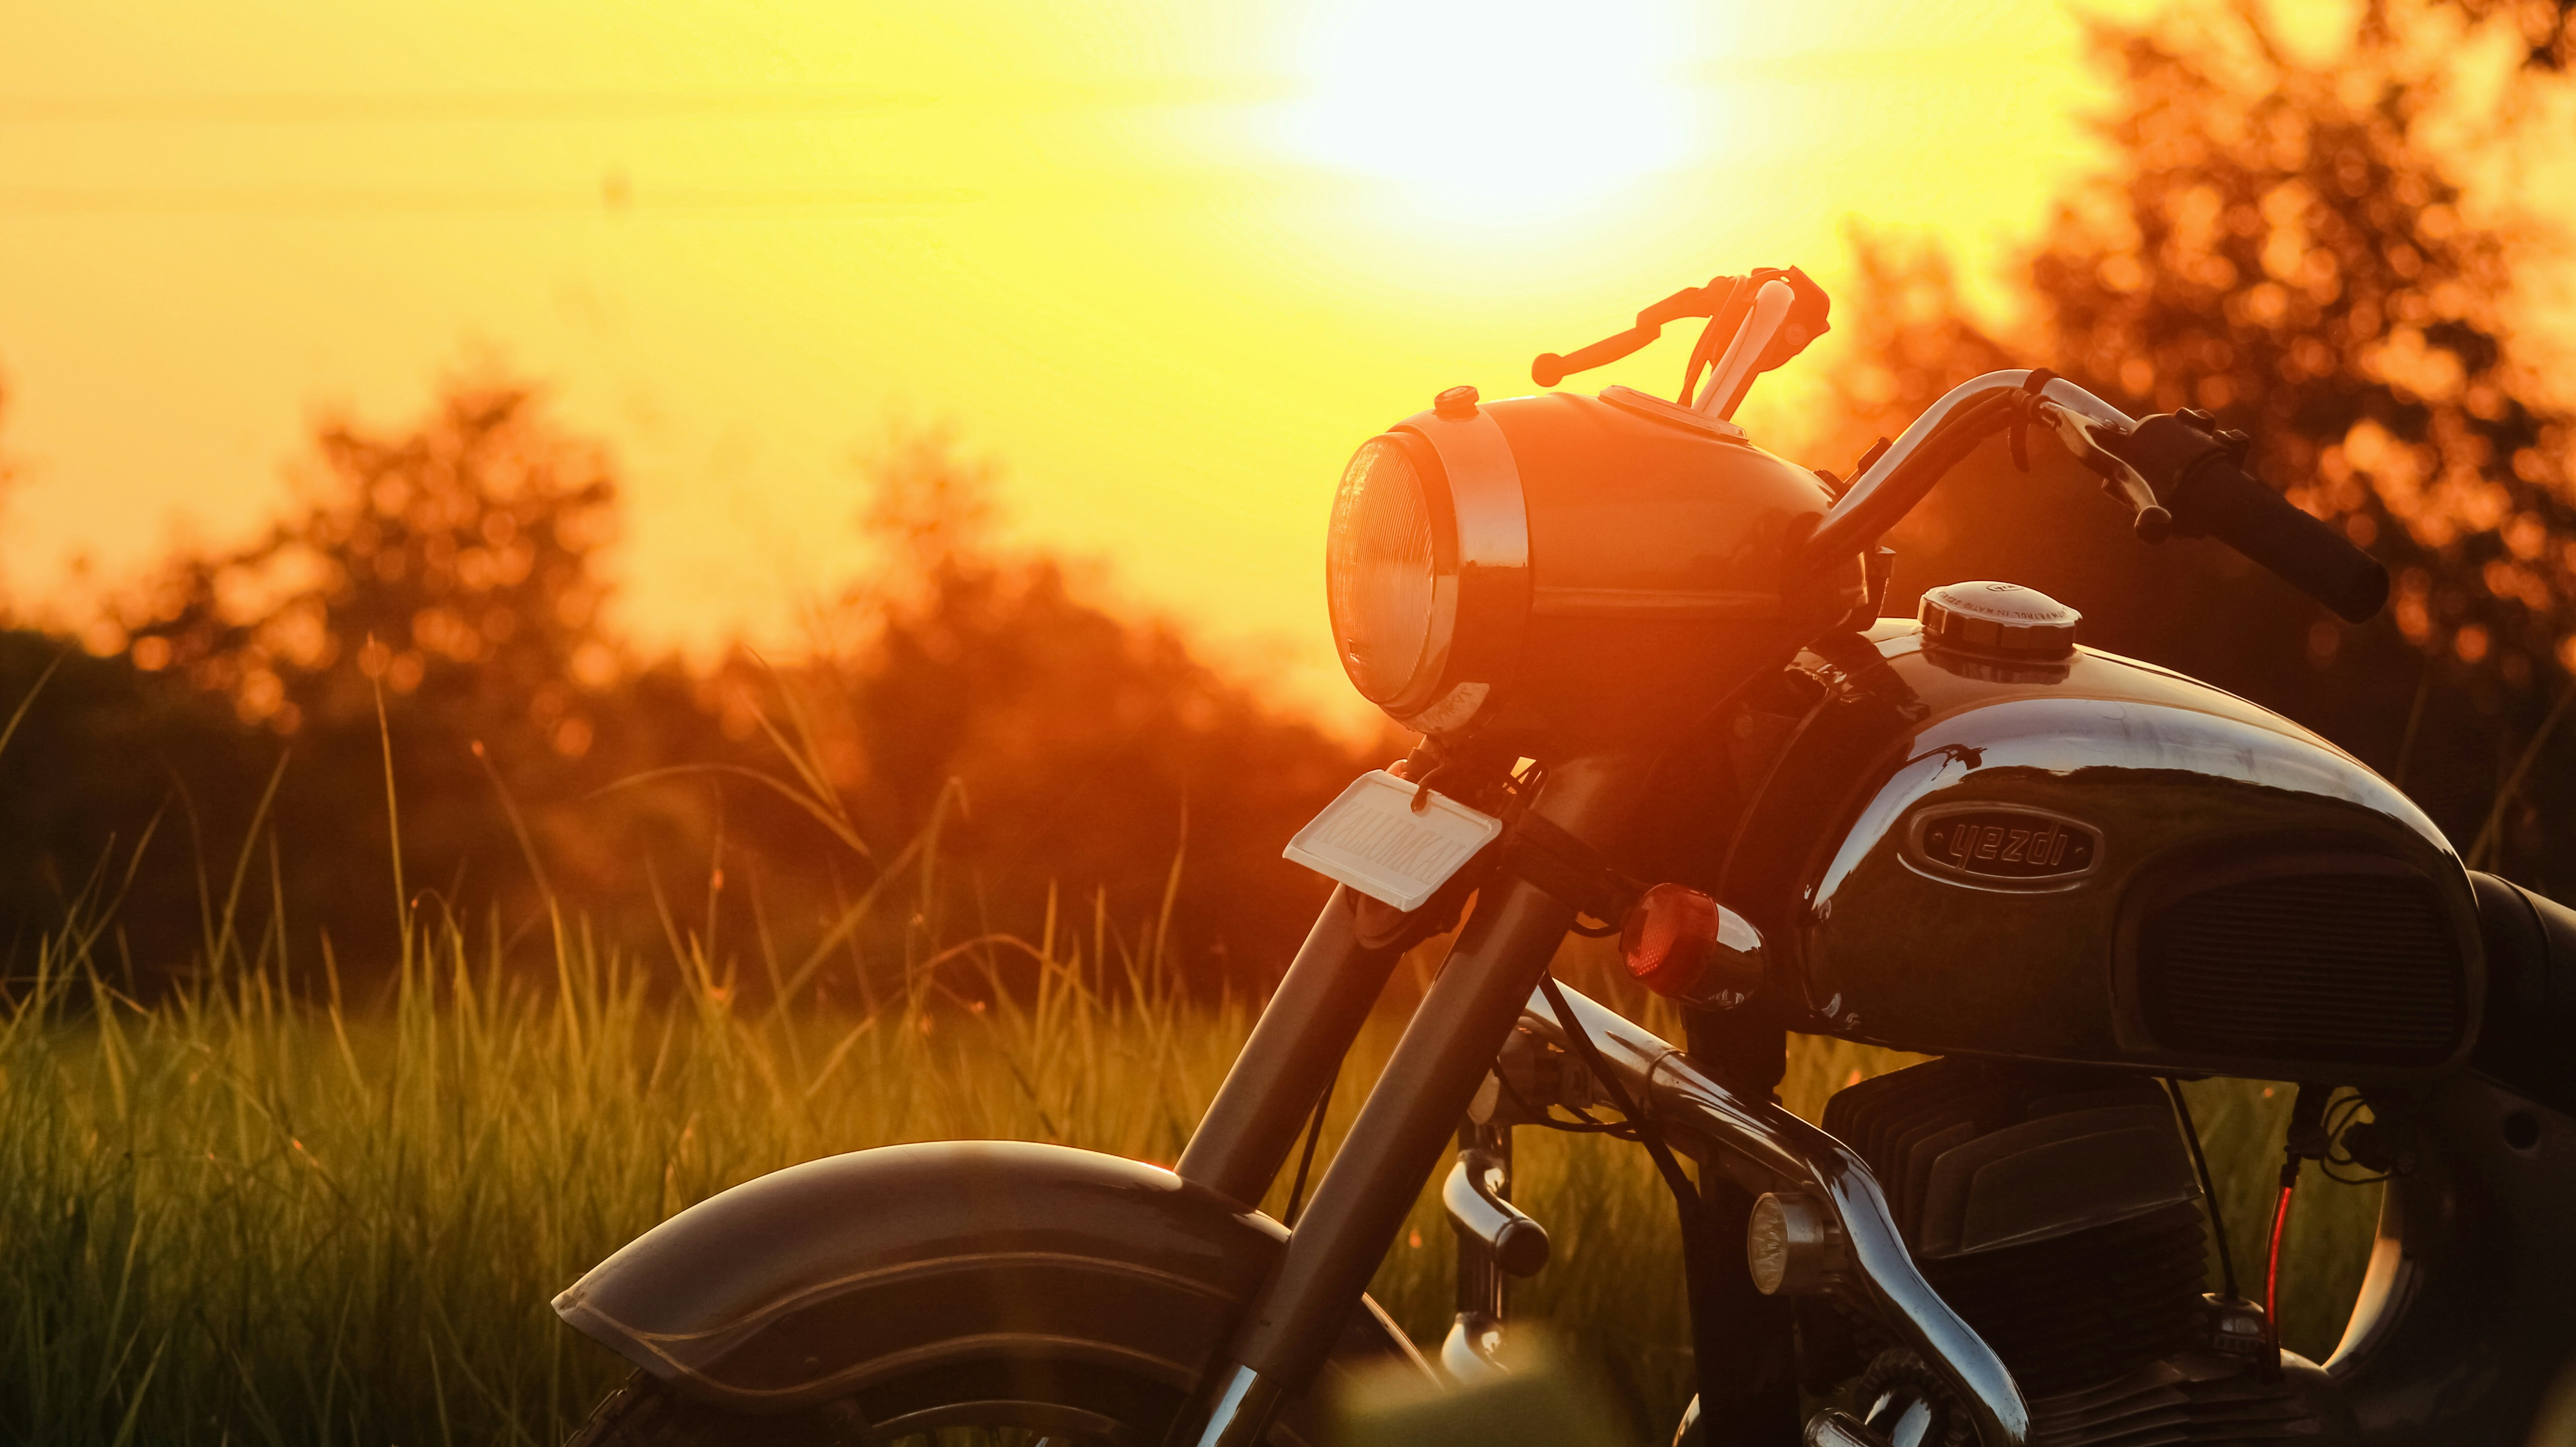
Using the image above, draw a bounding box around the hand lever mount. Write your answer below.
[2033,397,2173,543]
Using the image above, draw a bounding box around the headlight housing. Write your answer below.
[1324,385,1861,750]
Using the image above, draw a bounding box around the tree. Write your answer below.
[1817,1,2576,886]
[119,380,622,754]
[48,396,1367,995]
[80,380,739,982]
[785,427,1378,989]
[2029,1,2576,688]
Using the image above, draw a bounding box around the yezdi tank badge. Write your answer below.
[1905,804,2100,887]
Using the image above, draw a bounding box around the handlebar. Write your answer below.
[1804,371,2136,558]
[2114,413,2391,624]
[1799,370,2388,624]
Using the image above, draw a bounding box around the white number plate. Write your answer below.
[1283,770,1504,912]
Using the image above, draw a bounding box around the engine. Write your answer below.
[1808,1058,2335,1445]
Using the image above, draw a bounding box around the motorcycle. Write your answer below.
[551,267,2576,1447]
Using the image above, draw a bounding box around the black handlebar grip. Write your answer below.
[2118,414,2390,624]
[2173,456,2388,623]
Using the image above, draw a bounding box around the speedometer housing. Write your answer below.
[1326,389,1862,753]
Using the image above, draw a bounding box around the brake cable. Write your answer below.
[1493,1067,1637,1138]
[1537,974,1696,1208]
[1281,1060,1341,1227]
[2162,1077,2240,1301]
[2263,1084,2334,1363]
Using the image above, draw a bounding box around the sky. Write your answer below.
[0,0,2130,721]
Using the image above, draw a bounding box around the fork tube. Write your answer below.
[1177,886,1403,1208]
[1182,757,1648,1447]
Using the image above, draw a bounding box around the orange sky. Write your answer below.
[0,0,2136,719]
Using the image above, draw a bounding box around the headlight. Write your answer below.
[1324,392,1529,733]
[1324,384,1861,750]
[1325,435,1446,707]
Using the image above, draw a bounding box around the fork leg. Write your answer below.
[1176,755,1650,1447]
[1175,885,1404,1208]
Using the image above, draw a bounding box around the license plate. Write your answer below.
[1283,770,1504,912]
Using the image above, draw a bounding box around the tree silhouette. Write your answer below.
[45,381,743,982]
[1816,1,2576,884]
[791,427,1375,988]
[2031,3,2576,687]
[15,395,1368,995]
[118,381,622,756]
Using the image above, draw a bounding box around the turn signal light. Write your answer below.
[1619,884,1766,1007]
[1621,884,1719,994]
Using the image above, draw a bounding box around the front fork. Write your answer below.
[1172,756,1650,1447]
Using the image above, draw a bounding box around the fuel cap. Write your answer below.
[1918,581,2080,659]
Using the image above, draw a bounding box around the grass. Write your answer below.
[0,906,2385,1447]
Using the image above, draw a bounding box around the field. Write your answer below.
[0,894,2385,1447]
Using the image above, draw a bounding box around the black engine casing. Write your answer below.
[1815,1058,2351,1445]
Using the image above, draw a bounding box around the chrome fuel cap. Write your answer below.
[1918,581,2080,659]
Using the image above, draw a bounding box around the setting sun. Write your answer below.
[1279,0,1701,218]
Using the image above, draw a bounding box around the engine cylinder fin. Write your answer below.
[2025,1351,2317,1447]
[1819,1059,2338,1441]
[1823,1060,2211,1397]
[1919,1206,2208,1396]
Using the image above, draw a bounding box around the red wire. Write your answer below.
[2264,1180,2297,1351]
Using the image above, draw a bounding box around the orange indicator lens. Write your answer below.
[1620,883,1721,997]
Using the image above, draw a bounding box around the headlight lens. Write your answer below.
[1326,437,1440,704]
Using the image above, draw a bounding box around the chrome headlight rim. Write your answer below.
[1326,403,1530,733]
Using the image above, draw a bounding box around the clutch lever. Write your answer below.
[1532,266,1830,403]
[1532,279,1736,389]
[2033,398,2173,544]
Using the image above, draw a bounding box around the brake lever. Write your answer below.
[2033,399,2173,544]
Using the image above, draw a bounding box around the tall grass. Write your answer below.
[0,685,2386,1445]
[0,911,2384,1447]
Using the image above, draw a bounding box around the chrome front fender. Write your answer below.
[556,1139,1424,1416]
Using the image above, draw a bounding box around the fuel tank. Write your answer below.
[1719,606,2483,1084]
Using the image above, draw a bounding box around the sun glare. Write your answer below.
[1282,0,1702,220]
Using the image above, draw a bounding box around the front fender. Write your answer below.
[555,1139,1423,1414]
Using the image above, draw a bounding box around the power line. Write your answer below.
[0,87,934,124]
[0,78,1283,125]
[0,182,981,216]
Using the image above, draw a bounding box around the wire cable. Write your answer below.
[1281,1062,1339,1228]
[1493,1035,1637,1137]
[1537,974,1697,1208]
[2163,1077,2239,1300]
[2264,1178,2296,1355]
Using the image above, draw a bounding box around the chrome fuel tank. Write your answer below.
[1720,620,2483,1083]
